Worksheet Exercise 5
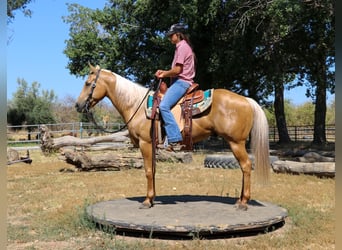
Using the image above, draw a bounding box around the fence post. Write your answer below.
[72,123,75,137]
[80,122,83,139]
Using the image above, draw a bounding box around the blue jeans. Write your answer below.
[159,79,190,143]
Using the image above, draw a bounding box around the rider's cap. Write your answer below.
[166,23,186,36]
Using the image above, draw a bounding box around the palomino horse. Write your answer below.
[75,64,270,210]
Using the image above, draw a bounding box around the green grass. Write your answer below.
[7,141,39,147]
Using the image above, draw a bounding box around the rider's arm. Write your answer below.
[155,63,183,78]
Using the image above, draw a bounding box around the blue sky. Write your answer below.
[7,0,107,100]
[7,0,334,105]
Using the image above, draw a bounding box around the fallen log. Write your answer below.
[7,148,32,165]
[59,148,192,171]
[7,158,33,165]
[271,160,335,178]
[40,125,193,170]
[39,124,131,154]
[297,152,335,163]
[60,149,143,171]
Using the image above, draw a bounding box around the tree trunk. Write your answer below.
[313,60,327,145]
[274,82,291,143]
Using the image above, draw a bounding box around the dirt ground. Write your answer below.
[7,144,335,249]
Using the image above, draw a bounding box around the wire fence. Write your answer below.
[268,124,335,142]
[7,122,335,146]
[7,122,125,145]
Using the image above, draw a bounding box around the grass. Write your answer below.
[7,142,40,147]
[7,147,335,249]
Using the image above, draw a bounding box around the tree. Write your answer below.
[63,0,334,144]
[7,0,34,23]
[298,0,335,144]
[207,0,334,144]
[325,99,335,125]
[7,78,57,126]
[53,95,79,124]
[63,0,274,97]
[264,99,334,127]
[292,102,315,126]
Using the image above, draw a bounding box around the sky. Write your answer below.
[7,0,108,101]
[7,0,335,105]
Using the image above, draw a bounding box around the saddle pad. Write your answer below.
[191,88,213,116]
[145,89,214,131]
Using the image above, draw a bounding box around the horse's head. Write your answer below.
[75,64,107,113]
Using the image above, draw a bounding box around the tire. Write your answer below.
[204,155,242,169]
[204,154,279,169]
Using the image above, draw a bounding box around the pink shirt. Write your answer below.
[171,40,195,84]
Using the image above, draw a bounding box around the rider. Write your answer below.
[155,23,196,151]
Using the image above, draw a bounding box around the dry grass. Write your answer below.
[7,147,335,249]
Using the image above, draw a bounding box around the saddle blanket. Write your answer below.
[145,89,214,130]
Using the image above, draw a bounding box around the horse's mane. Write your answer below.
[102,69,149,107]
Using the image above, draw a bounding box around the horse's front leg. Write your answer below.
[139,140,155,209]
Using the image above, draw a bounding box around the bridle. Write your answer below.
[83,67,158,133]
[84,68,102,113]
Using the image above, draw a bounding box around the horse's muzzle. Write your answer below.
[75,102,86,113]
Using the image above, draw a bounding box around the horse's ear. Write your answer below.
[88,62,96,73]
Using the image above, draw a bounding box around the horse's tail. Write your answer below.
[246,98,270,184]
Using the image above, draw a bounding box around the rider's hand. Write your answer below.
[155,70,164,79]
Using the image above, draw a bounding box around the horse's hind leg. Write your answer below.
[229,141,252,211]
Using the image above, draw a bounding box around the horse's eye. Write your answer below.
[85,82,91,86]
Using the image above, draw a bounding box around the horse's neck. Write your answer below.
[108,73,148,122]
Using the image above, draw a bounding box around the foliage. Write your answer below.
[325,98,335,125]
[52,95,79,124]
[53,95,122,126]
[264,99,335,127]
[62,0,334,102]
[291,102,315,126]
[7,0,34,23]
[7,78,57,126]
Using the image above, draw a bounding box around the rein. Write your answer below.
[85,68,158,134]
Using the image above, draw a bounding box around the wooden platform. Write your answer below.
[86,195,288,239]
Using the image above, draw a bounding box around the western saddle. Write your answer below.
[150,82,204,151]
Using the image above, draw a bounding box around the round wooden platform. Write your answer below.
[86,195,288,239]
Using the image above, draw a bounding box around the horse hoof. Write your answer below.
[235,203,248,211]
[139,202,153,209]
